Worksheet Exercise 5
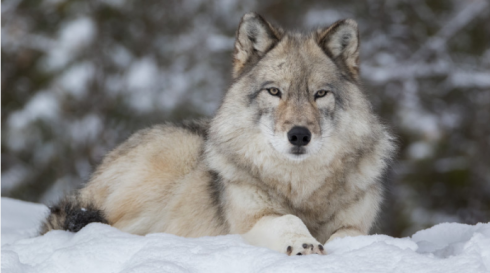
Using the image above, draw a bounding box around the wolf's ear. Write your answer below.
[233,13,283,78]
[317,19,360,78]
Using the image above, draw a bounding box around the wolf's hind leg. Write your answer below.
[241,215,326,256]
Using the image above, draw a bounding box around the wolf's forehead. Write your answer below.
[264,36,338,82]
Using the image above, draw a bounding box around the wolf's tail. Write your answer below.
[40,194,108,234]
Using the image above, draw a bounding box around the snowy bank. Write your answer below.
[1,197,489,273]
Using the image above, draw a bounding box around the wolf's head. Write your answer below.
[209,13,391,172]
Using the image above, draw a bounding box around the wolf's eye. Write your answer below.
[314,90,329,100]
[267,88,281,98]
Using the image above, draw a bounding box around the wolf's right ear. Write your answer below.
[233,13,283,79]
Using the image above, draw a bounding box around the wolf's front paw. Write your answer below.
[285,238,326,256]
[241,215,327,256]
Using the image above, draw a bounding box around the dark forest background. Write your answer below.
[2,0,490,237]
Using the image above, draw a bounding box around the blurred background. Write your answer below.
[2,0,489,237]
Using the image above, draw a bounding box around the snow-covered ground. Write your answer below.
[1,197,489,273]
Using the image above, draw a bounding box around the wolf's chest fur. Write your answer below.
[214,144,371,242]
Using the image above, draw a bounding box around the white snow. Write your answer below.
[8,91,60,131]
[126,57,159,91]
[125,57,160,112]
[6,91,60,152]
[407,141,434,160]
[57,62,95,99]
[449,71,490,88]
[1,198,49,246]
[1,197,489,273]
[68,114,103,144]
[43,17,96,70]
[1,166,29,193]
[303,9,350,27]
[206,34,234,52]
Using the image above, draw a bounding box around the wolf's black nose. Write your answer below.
[287,126,311,147]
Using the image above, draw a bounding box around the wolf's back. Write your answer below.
[40,194,108,234]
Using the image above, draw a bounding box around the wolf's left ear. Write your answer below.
[233,13,283,78]
[317,19,360,78]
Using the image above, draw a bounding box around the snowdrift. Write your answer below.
[1,197,489,273]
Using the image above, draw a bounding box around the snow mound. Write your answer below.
[2,197,489,273]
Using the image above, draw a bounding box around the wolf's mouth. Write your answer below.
[290,147,306,155]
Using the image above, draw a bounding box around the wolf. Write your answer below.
[41,13,396,256]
